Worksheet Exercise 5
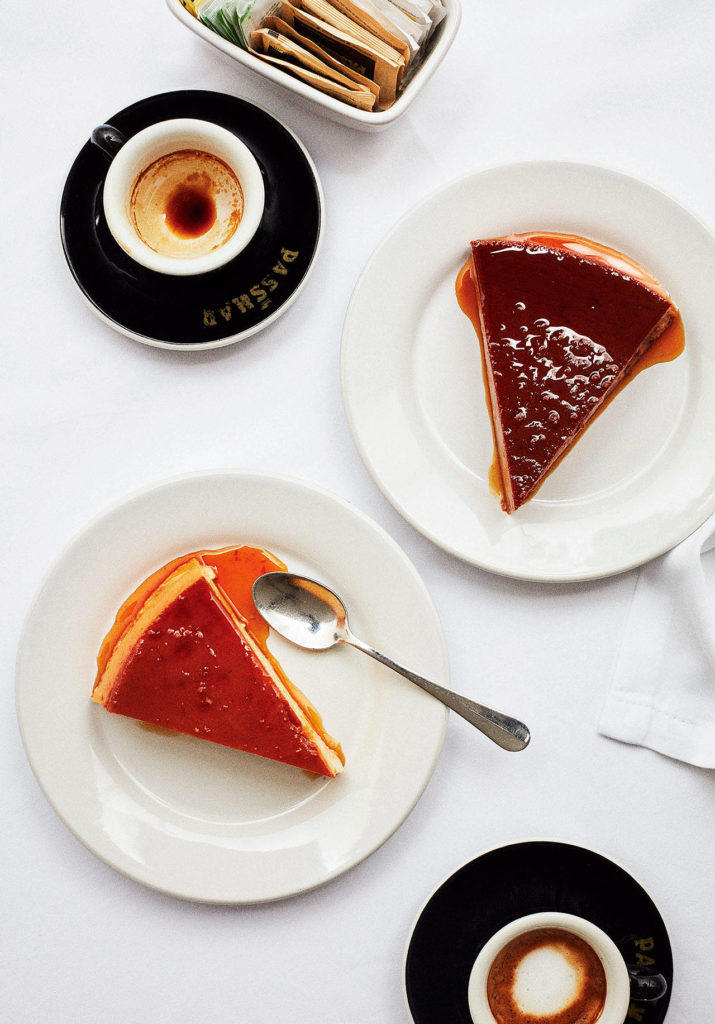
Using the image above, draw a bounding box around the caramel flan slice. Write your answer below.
[92,556,344,777]
[467,233,681,512]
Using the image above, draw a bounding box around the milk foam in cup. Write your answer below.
[467,913,632,1024]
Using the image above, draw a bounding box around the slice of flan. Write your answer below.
[92,556,344,777]
[467,233,680,512]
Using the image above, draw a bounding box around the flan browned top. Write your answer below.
[469,235,677,511]
[92,547,345,777]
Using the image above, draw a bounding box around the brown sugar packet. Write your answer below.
[280,0,403,107]
[308,0,410,70]
[264,15,380,101]
[250,27,377,107]
[298,0,407,84]
[249,29,377,108]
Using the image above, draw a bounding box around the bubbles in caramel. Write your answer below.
[457,232,684,513]
[92,545,344,777]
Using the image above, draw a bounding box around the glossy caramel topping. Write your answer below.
[93,546,344,776]
[105,573,334,773]
[461,234,681,510]
[96,545,285,676]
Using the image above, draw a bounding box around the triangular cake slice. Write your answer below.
[92,558,344,777]
[469,233,678,512]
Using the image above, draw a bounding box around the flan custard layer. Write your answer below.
[460,233,682,512]
[93,547,344,777]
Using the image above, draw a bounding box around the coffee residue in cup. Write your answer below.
[486,927,607,1024]
[165,180,218,238]
[129,149,244,259]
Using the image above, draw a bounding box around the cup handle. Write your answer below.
[628,966,668,1002]
[90,123,127,161]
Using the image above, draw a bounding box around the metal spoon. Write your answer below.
[252,572,530,752]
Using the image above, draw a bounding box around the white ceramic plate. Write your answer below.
[16,472,447,902]
[341,162,715,581]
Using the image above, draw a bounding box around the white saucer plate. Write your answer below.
[16,472,447,902]
[341,162,715,581]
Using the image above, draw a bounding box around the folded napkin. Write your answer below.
[599,514,715,768]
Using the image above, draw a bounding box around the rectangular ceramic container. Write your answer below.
[166,0,461,131]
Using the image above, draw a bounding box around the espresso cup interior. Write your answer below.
[130,148,243,259]
[467,912,630,1024]
[102,119,264,276]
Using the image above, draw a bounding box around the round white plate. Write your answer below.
[16,472,447,903]
[341,161,715,581]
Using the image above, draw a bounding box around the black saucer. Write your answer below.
[404,841,673,1024]
[59,90,323,347]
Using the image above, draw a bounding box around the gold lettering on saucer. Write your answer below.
[626,936,657,1020]
[201,246,301,325]
[635,952,656,967]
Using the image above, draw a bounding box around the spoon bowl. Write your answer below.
[253,572,531,752]
[253,573,347,650]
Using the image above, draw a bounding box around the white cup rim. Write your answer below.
[467,911,631,1024]
[102,118,265,276]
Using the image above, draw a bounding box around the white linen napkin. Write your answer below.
[599,513,715,768]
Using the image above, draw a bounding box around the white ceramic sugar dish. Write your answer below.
[166,0,462,131]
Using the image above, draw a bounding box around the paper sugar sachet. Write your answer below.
[185,0,446,110]
[280,0,405,106]
[250,27,377,107]
[343,0,426,57]
[262,16,380,98]
[194,0,258,48]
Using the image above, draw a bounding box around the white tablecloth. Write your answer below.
[3,1,714,1020]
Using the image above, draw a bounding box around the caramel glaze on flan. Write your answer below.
[457,232,683,512]
[92,546,344,778]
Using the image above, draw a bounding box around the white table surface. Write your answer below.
[3,1,714,1021]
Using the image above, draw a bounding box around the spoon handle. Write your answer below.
[342,633,530,752]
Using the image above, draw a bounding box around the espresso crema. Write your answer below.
[129,149,244,260]
[486,927,607,1024]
